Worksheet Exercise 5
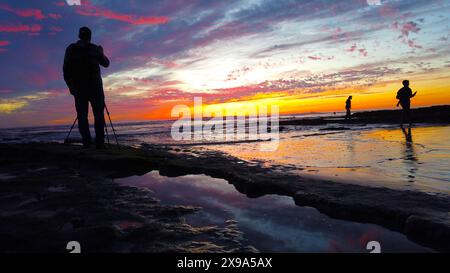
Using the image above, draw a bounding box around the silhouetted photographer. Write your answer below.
[63,27,110,148]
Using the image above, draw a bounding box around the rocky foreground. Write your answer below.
[0,142,449,252]
[0,143,256,253]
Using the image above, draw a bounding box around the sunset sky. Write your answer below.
[0,0,449,128]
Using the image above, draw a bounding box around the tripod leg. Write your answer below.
[105,104,119,145]
[64,117,78,144]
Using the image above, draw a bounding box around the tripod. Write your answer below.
[64,103,119,145]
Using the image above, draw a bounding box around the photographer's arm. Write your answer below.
[97,46,110,68]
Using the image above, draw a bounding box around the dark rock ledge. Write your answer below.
[0,142,448,252]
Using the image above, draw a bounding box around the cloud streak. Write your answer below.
[0,24,42,33]
[75,2,169,25]
[0,3,46,20]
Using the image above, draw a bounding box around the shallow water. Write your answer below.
[1,120,445,252]
[117,171,431,253]
[2,121,449,194]
[200,125,450,195]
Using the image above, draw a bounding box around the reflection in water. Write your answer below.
[401,127,418,183]
[345,130,355,171]
[202,126,450,194]
[2,122,449,194]
[117,171,431,253]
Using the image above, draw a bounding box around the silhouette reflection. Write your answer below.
[401,126,418,183]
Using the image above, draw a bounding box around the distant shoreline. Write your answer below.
[280,105,450,126]
[1,105,449,131]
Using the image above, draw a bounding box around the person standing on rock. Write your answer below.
[396,80,417,127]
[345,96,352,120]
[63,27,110,149]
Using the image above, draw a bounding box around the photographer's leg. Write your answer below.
[75,95,91,147]
[91,94,105,148]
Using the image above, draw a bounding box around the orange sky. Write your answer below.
[105,72,450,122]
[1,0,450,128]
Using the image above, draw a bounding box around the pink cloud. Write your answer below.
[397,21,421,38]
[0,25,29,32]
[308,55,335,61]
[0,3,46,20]
[308,56,321,60]
[0,24,42,33]
[392,21,422,49]
[346,44,368,57]
[407,39,422,49]
[358,48,368,57]
[0,40,10,46]
[346,44,357,52]
[75,3,169,25]
[392,21,421,38]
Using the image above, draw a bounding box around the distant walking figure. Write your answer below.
[63,27,110,148]
[396,80,417,127]
[345,96,352,120]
